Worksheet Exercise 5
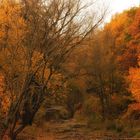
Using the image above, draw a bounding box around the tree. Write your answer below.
[105,8,139,72]
[66,82,84,118]
[129,61,140,109]
[0,0,105,139]
[86,29,129,121]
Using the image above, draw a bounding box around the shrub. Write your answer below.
[105,120,116,130]
[82,96,102,129]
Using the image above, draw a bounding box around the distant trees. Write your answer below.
[85,7,140,121]
[66,82,83,118]
[0,0,105,139]
[128,8,140,112]
[129,66,140,104]
[86,29,129,121]
[105,8,139,72]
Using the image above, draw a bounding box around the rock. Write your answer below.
[45,106,69,121]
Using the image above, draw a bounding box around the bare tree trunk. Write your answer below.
[99,91,106,121]
[9,124,26,140]
[98,75,106,121]
[0,122,7,140]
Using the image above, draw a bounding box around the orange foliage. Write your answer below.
[0,1,26,47]
[129,56,140,110]
[127,8,140,110]
[129,8,140,37]
[129,67,140,103]
[0,1,26,117]
[104,8,140,71]
[0,73,10,116]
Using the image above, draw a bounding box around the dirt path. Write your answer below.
[18,120,120,140]
[36,128,55,140]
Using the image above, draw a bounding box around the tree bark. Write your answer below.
[0,123,7,140]
[9,124,26,140]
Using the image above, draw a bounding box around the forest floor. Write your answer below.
[17,119,139,140]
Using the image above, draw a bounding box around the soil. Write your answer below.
[17,119,120,140]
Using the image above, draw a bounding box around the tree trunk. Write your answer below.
[105,95,111,119]
[8,124,26,140]
[99,88,106,121]
[0,123,7,140]
[100,95,105,121]
[10,134,16,140]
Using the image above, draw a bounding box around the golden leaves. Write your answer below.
[0,0,27,48]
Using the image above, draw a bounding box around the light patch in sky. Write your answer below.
[107,0,139,21]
